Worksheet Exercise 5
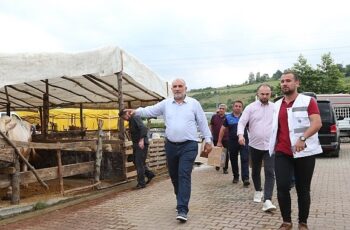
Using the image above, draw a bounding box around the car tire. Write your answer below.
[332,141,340,157]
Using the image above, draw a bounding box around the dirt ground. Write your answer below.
[0,178,95,208]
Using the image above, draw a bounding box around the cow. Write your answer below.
[0,115,35,197]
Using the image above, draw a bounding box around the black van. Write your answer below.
[317,100,340,157]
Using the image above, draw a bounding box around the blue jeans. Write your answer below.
[165,140,198,214]
[228,141,249,181]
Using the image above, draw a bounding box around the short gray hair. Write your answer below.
[218,103,227,109]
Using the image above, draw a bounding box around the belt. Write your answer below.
[166,139,192,145]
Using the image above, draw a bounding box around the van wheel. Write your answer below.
[332,142,340,157]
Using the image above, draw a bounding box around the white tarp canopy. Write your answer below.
[0,46,169,110]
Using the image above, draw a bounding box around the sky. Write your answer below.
[1,0,350,90]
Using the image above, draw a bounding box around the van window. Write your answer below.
[318,102,331,122]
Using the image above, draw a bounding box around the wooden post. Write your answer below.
[117,71,126,180]
[11,154,20,204]
[6,103,10,116]
[43,79,49,139]
[94,120,103,188]
[80,103,84,139]
[117,72,125,140]
[0,130,49,190]
[56,148,64,195]
[5,86,11,116]
[39,107,43,134]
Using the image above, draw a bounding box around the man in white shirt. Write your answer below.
[125,78,212,223]
[237,83,276,212]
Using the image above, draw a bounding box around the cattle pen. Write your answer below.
[0,47,169,205]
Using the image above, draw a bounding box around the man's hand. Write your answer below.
[138,138,145,149]
[203,142,213,154]
[216,141,223,147]
[294,139,306,153]
[238,134,245,146]
[124,109,136,116]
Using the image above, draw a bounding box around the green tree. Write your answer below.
[292,55,320,93]
[316,53,345,93]
[345,64,350,77]
[248,72,255,84]
[272,70,283,80]
[255,72,261,82]
[261,73,269,82]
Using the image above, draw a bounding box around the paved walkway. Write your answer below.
[1,144,350,230]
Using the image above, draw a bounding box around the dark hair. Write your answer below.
[256,83,272,92]
[232,100,243,106]
[282,70,299,81]
[118,109,126,117]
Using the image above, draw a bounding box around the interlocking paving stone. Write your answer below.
[1,144,350,229]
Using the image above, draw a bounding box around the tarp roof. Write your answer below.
[0,46,169,110]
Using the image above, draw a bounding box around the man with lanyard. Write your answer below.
[269,71,322,230]
[125,78,212,223]
[217,100,250,186]
[210,103,230,174]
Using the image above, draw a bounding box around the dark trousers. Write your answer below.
[165,140,198,214]
[275,152,316,224]
[213,139,230,170]
[228,141,249,181]
[133,144,154,186]
[249,146,275,201]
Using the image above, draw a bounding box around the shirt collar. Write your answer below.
[172,95,188,104]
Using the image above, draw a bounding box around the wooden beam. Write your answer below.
[0,130,49,190]
[24,82,74,103]
[84,74,139,101]
[62,76,115,101]
[64,181,101,195]
[7,85,45,101]
[12,140,96,150]
[122,76,162,99]
[41,80,95,103]
[0,161,95,189]
[0,167,16,174]
[83,75,119,98]
[0,91,37,107]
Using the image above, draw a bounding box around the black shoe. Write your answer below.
[243,179,250,186]
[135,184,146,189]
[223,169,228,174]
[176,212,188,222]
[146,174,155,184]
[232,178,239,183]
[215,167,220,171]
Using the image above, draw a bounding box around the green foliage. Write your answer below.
[34,201,48,210]
[188,53,349,111]
[316,53,345,93]
[272,70,283,80]
[292,53,345,94]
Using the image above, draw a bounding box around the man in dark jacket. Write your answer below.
[119,109,155,189]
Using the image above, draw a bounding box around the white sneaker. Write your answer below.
[262,199,276,212]
[253,191,263,203]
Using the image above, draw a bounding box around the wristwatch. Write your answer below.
[299,136,307,141]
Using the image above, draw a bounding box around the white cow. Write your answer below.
[0,115,34,192]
